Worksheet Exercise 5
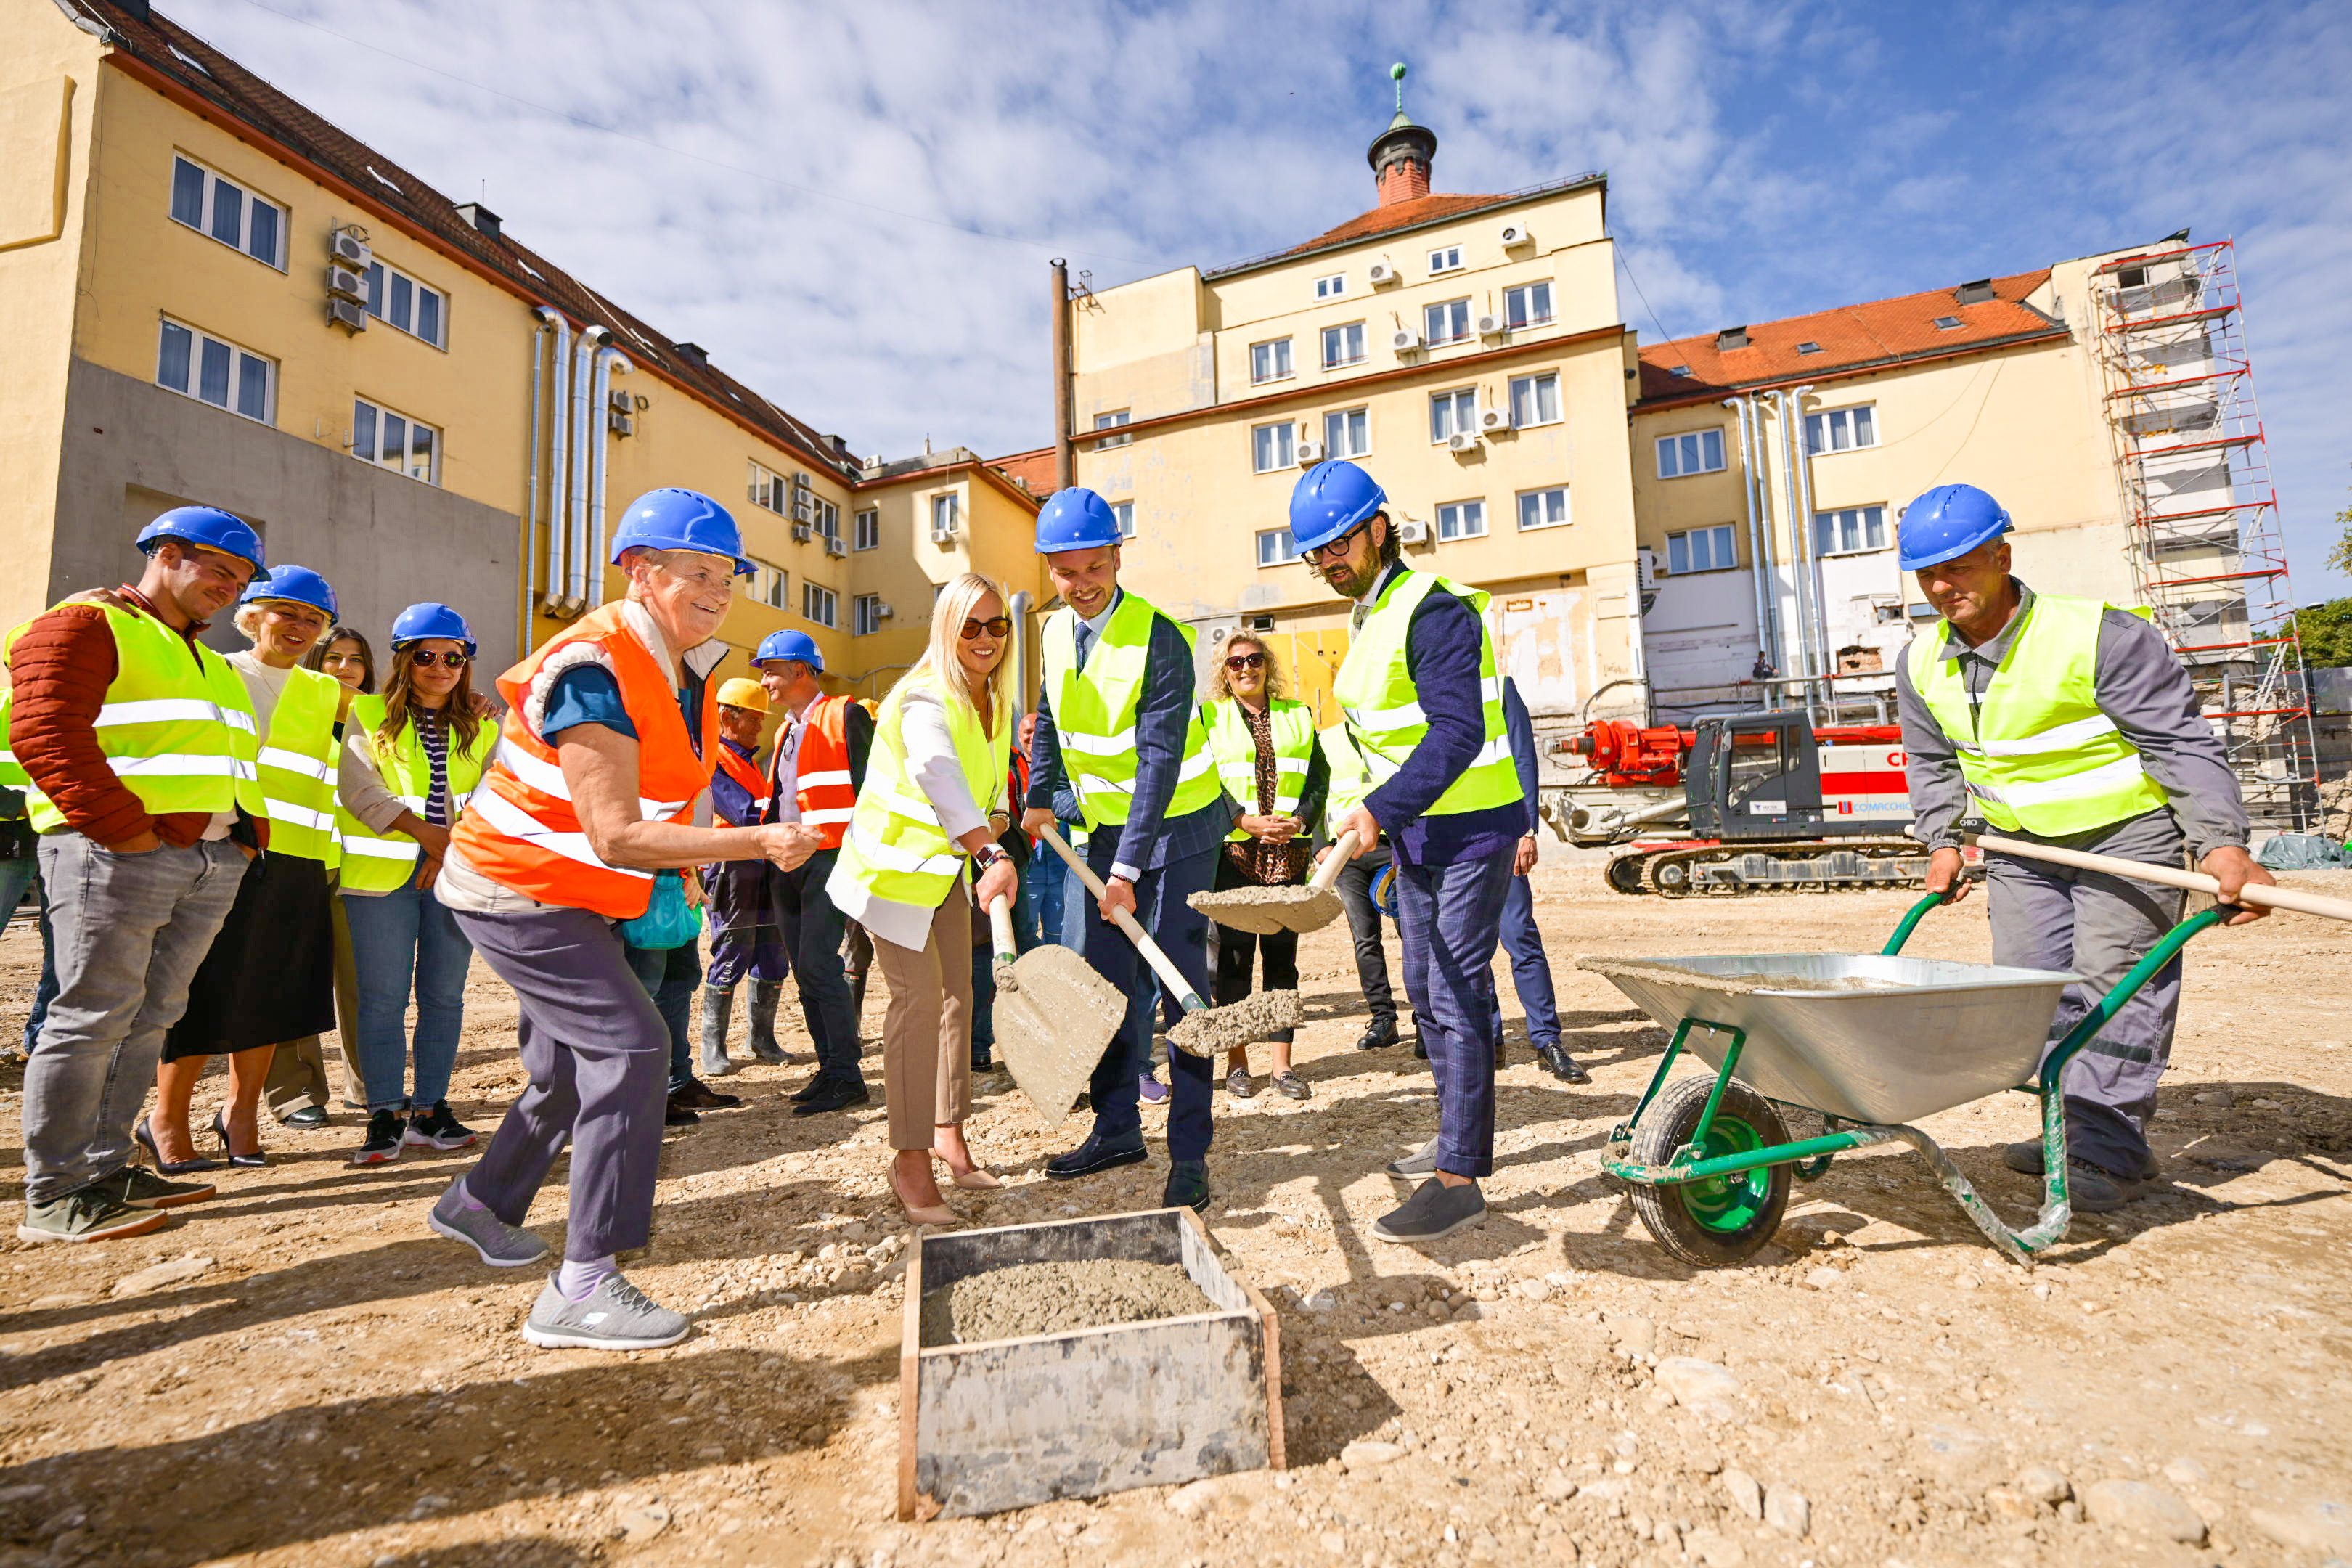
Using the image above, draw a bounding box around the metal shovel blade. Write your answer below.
[992,944,1127,1132]
[1188,883,1344,936]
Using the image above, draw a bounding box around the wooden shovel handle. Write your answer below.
[1967,831,2352,923]
[987,894,1018,965]
[1032,823,1210,1011]
[1309,831,1362,892]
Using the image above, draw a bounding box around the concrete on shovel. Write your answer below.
[1188,830,1360,936]
[987,898,1124,1131]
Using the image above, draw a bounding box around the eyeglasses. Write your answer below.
[1224,652,1266,671]
[1300,526,1368,564]
[408,650,469,669]
[960,617,1012,640]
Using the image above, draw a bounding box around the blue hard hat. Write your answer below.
[237,563,335,619]
[390,601,477,655]
[754,629,824,674]
[1371,861,1398,922]
[136,505,270,581]
[1033,488,1124,554]
[1897,484,2012,571]
[1288,460,1387,554]
[610,487,756,576]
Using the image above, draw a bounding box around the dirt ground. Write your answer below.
[3,865,2350,1568]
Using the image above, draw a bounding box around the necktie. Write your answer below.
[1350,603,1369,634]
[1075,623,1097,671]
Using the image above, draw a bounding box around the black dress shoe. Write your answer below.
[280,1106,330,1130]
[788,1073,831,1103]
[670,1079,742,1111]
[1162,1159,1212,1213]
[1412,1037,1429,1060]
[1536,1042,1591,1084]
[1045,1133,1148,1180]
[1355,1017,1399,1052]
[790,1077,870,1116]
[663,1098,701,1127]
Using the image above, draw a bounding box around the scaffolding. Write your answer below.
[2094,237,2318,831]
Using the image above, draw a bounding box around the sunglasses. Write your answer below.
[960,616,1012,641]
[1225,651,1266,671]
[408,650,469,669]
[1300,526,1368,564]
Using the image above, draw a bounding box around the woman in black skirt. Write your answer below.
[140,568,345,1171]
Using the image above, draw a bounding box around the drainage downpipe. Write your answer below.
[1008,590,1034,726]
[1747,392,1784,677]
[1787,383,1825,709]
[567,325,608,604]
[1725,395,1773,677]
[524,312,550,651]
[1770,390,1816,690]
[586,344,632,608]
[539,309,572,608]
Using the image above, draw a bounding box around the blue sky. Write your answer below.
[167,0,2351,595]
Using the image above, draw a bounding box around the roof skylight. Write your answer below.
[1932,315,1962,330]
[1795,341,1821,355]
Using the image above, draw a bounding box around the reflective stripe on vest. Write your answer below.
[252,666,345,865]
[1906,592,2169,836]
[835,669,1009,908]
[334,693,497,891]
[2,600,264,834]
[1040,591,1220,830]
[1319,722,1373,817]
[783,695,858,846]
[446,602,711,918]
[1208,696,1315,843]
[1331,569,1521,819]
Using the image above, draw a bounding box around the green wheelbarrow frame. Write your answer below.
[1600,894,2225,1266]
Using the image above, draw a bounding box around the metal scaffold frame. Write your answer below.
[2094,238,2318,831]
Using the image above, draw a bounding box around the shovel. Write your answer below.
[1033,824,1301,1058]
[1965,832,2352,921]
[984,895,1125,1132]
[1188,830,1362,936]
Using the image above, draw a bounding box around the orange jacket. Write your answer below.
[769,693,858,851]
[713,743,769,827]
[452,603,718,918]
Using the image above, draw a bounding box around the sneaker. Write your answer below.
[1138,1073,1169,1104]
[1387,1136,1441,1179]
[521,1270,690,1351]
[18,1186,170,1244]
[1371,1177,1487,1244]
[1355,1017,1399,1052]
[351,1108,405,1166]
[429,1186,550,1267]
[789,1077,870,1117]
[113,1166,216,1209]
[404,1101,479,1151]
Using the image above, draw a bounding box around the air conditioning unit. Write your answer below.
[1477,314,1506,338]
[1389,328,1422,354]
[1499,223,1531,248]
[329,230,372,269]
[825,536,847,558]
[1367,261,1397,286]
[791,523,814,543]
[325,266,365,301]
[1397,520,1432,547]
[930,524,960,544]
[876,603,896,620]
[1446,430,1478,453]
[1295,440,1326,465]
[607,409,634,437]
[1636,548,1661,590]
[1477,407,1511,434]
[327,297,367,332]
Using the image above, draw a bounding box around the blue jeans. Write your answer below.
[343,871,475,1113]
[1395,849,1514,1180]
[1497,873,1561,1047]
[625,939,703,1093]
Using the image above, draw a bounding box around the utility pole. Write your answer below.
[1050,258,1074,491]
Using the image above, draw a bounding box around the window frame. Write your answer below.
[1112,500,1136,539]
[929,493,962,536]
[1654,428,1727,479]
[852,593,883,636]
[748,460,791,517]
[1251,420,1295,474]
[1428,386,1478,444]
[801,581,838,629]
[1323,407,1371,459]
[1256,527,1299,567]
[1093,409,1131,450]
[1248,336,1294,385]
[1503,281,1553,330]
[852,507,880,551]
[168,153,286,269]
[349,393,438,484]
[1427,244,1464,274]
[362,258,449,349]
[1665,524,1738,574]
[1436,499,1487,542]
[1313,273,1346,300]
[1320,321,1368,369]
[1515,486,1571,532]
[1424,297,1472,346]
[156,316,276,426]
[751,560,789,610]
[1813,505,1890,558]
[1805,404,1879,456]
[1508,372,1561,430]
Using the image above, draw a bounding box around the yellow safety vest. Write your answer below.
[0,600,263,834]
[1907,593,2170,837]
[835,668,1009,909]
[1040,589,1219,830]
[1320,722,1373,817]
[1331,568,1520,819]
[1208,696,1315,842]
[335,695,494,892]
[251,663,345,865]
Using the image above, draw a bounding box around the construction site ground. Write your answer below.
[3,863,2349,1568]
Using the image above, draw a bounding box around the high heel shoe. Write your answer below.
[936,1154,1003,1191]
[133,1115,219,1175]
[890,1164,956,1228]
[211,1109,268,1169]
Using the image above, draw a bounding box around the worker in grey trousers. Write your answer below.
[1895,483,2273,1212]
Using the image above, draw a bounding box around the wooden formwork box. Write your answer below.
[897,1206,1286,1520]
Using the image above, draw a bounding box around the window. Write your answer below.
[1256,527,1298,566]
[853,595,883,636]
[813,498,840,542]
[1314,274,1345,300]
[1932,315,1963,330]
[1795,341,1822,355]
[1424,298,1471,346]
[1320,322,1367,369]
[1429,387,1478,443]
[1667,525,1736,573]
[350,396,437,483]
[1251,420,1294,473]
[1428,245,1463,273]
[1805,405,1877,454]
[751,561,788,609]
[1249,338,1294,384]
[1093,409,1131,450]
[853,507,879,551]
[157,318,274,424]
[1437,500,1487,542]
[1503,282,1553,330]
[169,155,284,267]
[1656,428,1726,478]
[364,261,447,348]
[1323,407,1370,458]
[1516,487,1570,531]
[748,460,791,516]
[801,582,837,628]
[1508,372,1560,428]
[1113,500,1135,539]
[929,494,960,537]
[1814,505,1890,555]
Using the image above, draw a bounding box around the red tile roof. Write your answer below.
[1636,269,2065,406]
[1204,172,1606,280]
[81,1,862,479]
[987,447,1058,497]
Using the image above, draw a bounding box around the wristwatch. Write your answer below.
[972,844,1009,872]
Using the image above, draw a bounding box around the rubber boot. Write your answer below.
[747,978,793,1064]
[698,986,737,1077]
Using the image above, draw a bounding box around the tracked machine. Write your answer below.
[1542,711,1945,897]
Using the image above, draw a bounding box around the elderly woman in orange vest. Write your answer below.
[423,489,822,1353]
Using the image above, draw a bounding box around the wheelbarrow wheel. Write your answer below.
[1628,1074,1792,1269]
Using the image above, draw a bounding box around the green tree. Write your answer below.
[2290,598,2352,668]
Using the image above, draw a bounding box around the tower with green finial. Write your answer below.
[1368,60,1438,208]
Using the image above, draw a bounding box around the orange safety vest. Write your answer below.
[769,694,857,851]
[714,743,769,828]
[450,603,719,919]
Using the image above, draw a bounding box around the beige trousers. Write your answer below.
[875,890,973,1151]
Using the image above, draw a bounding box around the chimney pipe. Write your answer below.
[1051,258,1074,491]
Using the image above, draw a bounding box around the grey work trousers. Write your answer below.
[21,834,248,1204]
[1988,808,2189,1177]
[449,902,669,1262]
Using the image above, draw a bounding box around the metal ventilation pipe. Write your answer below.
[537,308,572,607]
[1724,394,1774,674]
[1008,589,1034,726]
[525,311,550,642]
[1787,383,1824,690]
[1768,389,1815,684]
[567,324,609,604]
[585,343,632,607]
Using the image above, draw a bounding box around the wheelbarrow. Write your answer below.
[1582,840,2352,1267]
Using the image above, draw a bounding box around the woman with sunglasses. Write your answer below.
[827,573,1019,1225]
[334,603,499,1167]
[1202,632,1328,1100]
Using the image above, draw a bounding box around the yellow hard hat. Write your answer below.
[716,677,769,714]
